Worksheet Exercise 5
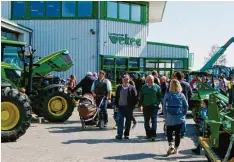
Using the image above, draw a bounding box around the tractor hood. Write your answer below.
[32,49,73,77]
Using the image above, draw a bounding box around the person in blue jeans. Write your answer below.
[91,70,112,126]
[138,75,162,141]
[115,74,138,139]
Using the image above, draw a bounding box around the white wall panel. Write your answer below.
[13,19,98,81]
[147,43,189,58]
[100,20,148,58]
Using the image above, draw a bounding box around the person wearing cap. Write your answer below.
[91,70,112,125]
[138,75,162,141]
[73,72,95,95]
[93,72,98,80]
[115,74,138,139]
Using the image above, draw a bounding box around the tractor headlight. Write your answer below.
[15,70,22,77]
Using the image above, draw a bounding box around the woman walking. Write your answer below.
[163,79,188,155]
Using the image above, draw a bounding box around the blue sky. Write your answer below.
[148,1,234,70]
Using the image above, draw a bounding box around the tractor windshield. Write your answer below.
[1,45,24,69]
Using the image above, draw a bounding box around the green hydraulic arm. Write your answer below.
[200,37,234,72]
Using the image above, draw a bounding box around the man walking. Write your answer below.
[138,75,162,141]
[115,74,138,139]
[159,75,168,115]
[152,71,160,85]
[91,70,112,126]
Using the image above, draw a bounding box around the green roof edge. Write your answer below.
[147,41,189,50]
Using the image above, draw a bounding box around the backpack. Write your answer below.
[166,93,183,115]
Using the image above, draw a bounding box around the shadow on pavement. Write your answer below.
[179,160,208,162]
[62,138,154,144]
[153,154,202,161]
[35,120,81,125]
[104,152,207,161]
[47,126,116,133]
[136,132,167,141]
[104,153,157,160]
[47,126,80,133]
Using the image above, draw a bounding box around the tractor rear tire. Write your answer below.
[41,91,74,122]
[1,88,31,142]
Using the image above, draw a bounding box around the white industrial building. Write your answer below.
[1,1,193,82]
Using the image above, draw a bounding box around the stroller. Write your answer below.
[77,93,106,130]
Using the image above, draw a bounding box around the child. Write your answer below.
[67,75,77,95]
[191,98,209,155]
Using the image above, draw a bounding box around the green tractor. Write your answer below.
[186,71,228,124]
[1,37,75,124]
[1,65,32,142]
[199,93,234,162]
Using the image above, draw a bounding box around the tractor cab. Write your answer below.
[1,37,26,69]
[1,37,28,88]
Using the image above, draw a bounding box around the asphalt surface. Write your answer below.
[2,109,208,162]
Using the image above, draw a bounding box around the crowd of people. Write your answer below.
[66,70,234,156]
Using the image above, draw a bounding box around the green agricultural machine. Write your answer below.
[1,37,75,141]
[188,37,233,123]
[1,39,32,142]
[199,93,234,162]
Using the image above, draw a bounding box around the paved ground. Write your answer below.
[2,109,208,162]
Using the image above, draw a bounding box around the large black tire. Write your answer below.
[1,88,31,142]
[40,91,74,122]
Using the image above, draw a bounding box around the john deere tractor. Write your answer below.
[1,37,75,126]
[1,39,32,142]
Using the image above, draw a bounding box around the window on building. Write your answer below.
[103,57,115,66]
[12,1,96,19]
[129,58,139,67]
[131,4,141,22]
[12,1,25,18]
[166,63,172,68]
[172,60,184,69]
[30,1,44,18]
[146,63,155,68]
[78,1,92,17]
[107,2,118,18]
[46,1,60,17]
[1,30,19,41]
[119,3,130,20]
[116,58,127,67]
[105,2,147,24]
[159,63,165,68]
[62,1,76,17]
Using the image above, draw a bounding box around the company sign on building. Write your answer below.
[108,33,141,47]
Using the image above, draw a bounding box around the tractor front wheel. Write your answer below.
[1,88,31,142]
[41,91,74,122]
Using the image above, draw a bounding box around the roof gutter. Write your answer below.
[1,17,33,33]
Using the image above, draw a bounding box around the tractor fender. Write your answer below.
[42,84,65,92]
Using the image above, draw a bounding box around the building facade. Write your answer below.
[1,1,192,82]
